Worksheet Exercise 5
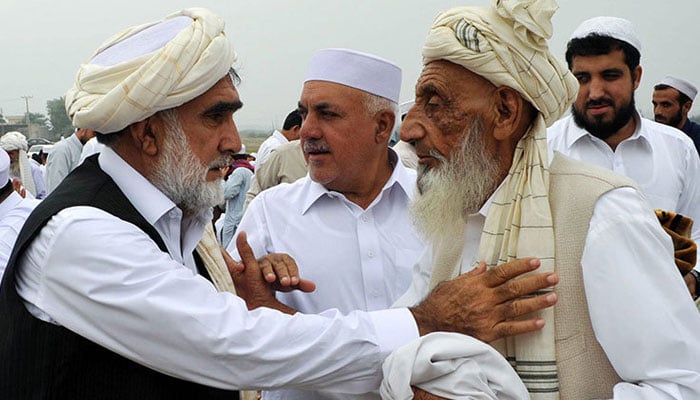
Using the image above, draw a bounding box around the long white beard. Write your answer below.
[150,111,226,214]
[410,117,501,245]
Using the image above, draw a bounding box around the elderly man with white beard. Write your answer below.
[0,7,563,400]
[386,1,700,399]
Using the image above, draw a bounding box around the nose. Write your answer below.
[220,116,242,154]
[298,113,321,140]
[587,77,606,100]
[399,105,426,144]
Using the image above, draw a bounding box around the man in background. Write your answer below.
[45,127,95,193]
[653,75,700,154]
[0,131,46,199]
[256,109,302,165]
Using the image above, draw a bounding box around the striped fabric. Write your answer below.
[196,223,236,294]
[65,8,236,134]
[479,116,559,398]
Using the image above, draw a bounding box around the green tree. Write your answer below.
[26,112,49,127]
[46,97,73,140]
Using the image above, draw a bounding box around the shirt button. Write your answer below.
[368,250,374,258]
[361,215,369,222]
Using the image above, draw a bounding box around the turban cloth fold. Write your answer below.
[65,7,236,133]
[422,0,577,127]
[380,332,529,400]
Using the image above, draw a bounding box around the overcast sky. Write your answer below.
[2,0,698,131]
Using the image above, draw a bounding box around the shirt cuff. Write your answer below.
[368,307,419,354]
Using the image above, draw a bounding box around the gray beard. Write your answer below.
[9,160,20,179]
[410,117,501,245]
[149,111,226,214]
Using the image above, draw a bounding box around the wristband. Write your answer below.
[690,269,700,298]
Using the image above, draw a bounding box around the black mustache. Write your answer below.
[586,99,614,108]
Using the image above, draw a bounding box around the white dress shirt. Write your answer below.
[548,113,700,248]
[231,151,424,400]
[14,147,418,392]
[0,190,39,278]
[396,175,700,399]
[256,130,289,165]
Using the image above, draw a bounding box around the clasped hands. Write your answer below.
[224,231,558,343]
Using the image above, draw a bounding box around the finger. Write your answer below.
[220,247,244,275]
[235,232,259,279]
[493,272,559,303]
[497,291,558,320]
[491,317,547,340]
[297,278,316,293]
[482,258,541,287]
[258,258,278,283]
[278,255,301,286]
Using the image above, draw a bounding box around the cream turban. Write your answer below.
[380,332,529,400]
[0,131,29,152]
[422,0,578,127]
[0,131,36,196]
[65,8,236,134]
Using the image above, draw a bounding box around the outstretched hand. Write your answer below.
[410,258,558,343]
[259,253,315,293]
[225,232,296,314]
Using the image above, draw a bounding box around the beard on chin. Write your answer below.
[410,117,501,245]
[149,110,226,214]
[571,95,636,141]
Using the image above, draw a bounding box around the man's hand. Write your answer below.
[410,258,558,343]
[12,178,26,198]
[226,232,297,314]
[259,253,315,293]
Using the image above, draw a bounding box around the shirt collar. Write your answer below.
[272,130,289,144]
[565,111,650,148]
[98,147,178,227]
[0,190,23,219]
[300,148,416,214]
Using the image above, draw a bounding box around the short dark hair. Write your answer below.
[282,109,302,130]
[654,83,693,105]
[565,34,640,74]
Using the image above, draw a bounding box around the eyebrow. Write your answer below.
[204,100,243,115]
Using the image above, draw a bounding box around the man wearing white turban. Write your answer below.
[0,131,47,199]
[0,7,559,400]
[392,1,700,399]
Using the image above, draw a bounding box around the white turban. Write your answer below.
[0,131,28,152]
[0,131,36,196]
[380,332,529,400]
[422,0,578,127]
[65,7,236,134]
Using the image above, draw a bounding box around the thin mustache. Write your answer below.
[209,153,233,169]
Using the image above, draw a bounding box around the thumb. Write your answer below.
[235,231,260,280]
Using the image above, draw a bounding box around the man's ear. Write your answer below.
[491,87,525,141]
[129,117,160,156]
[374,109,396,143]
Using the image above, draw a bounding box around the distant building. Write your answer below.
[0,115,50,140]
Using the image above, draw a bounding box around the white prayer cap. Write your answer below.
[422,0,578,127]
[65,8,236,134]
[0,131,29,152]
[570,16,641,54]
[659,76,698,101]
[304,48,401,103]
[0,149,9,186]
[380,332,528,400]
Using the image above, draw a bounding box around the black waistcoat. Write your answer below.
[0,155,239,400]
